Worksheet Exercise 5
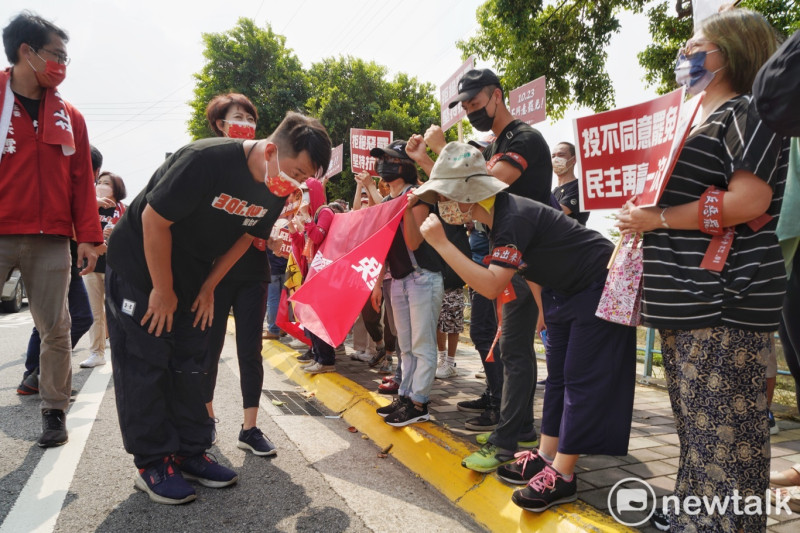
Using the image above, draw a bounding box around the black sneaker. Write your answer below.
[457,393,490,413]
[237,426,277,456]
[17,372,39,395]
[175,453,238,488]
[511,465,577,512]
[297,350,314,363]
[134,457,196,505]
[465,408,499,431]
[38,409,68,448]
[368,346,387,368]
[497,450,549,485]
[385,402,430,427]
[650,507,670,531]
[376,396,408,417]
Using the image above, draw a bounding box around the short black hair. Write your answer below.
[482,84,504,102]
[3,11,68,64]
[559,142,576,157]
[270,111,332,176]
[90,145,103,173]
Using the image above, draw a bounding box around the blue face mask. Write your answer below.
[674,49,722,96]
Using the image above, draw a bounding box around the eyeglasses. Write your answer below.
[35,47,70,66]
[676,38,716,60]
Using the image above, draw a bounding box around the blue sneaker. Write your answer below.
[134,457,196,505]
[237,426,277,456]
[176,453,238,488]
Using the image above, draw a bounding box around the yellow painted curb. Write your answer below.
[261,339,636,533]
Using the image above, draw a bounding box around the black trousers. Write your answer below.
[106,268,213,468]
[203,278,268,409]
[489,274,538,451]
[468,288,504,409]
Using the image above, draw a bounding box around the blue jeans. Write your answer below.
[391,268,443,404]
[266,273,286,335]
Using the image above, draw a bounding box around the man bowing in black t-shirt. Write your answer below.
[105,111,330,505]
[408,69,553,473]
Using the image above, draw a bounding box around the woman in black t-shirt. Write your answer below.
[615,9,786,532]
[202,93,276,457]
[416,142,636,514]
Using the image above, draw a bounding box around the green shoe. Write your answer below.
[461,443,515,473]
[475,432,539,449]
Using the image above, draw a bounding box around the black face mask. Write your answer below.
[376,160,415,182]
[467,101,496,132]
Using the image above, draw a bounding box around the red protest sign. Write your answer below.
[574,88,702,211]
[440,55,476,131]
[350,128,393,176]
[322,144,344,181]
[508,76,546,126]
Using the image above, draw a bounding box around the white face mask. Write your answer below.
[552,156,573,175]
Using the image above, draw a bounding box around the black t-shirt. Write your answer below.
[483,120,552,205]
[14,92,39,123]
[488,192,612,295]
[224,242,269,283]
[642,95,788,331]
[552,180,589,226]
[95,205,118,273]
[383,188,443,279]
[107,138,285,308]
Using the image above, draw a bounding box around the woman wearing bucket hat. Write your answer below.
[415,142,637,513]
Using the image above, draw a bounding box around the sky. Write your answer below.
[1,0,661,237]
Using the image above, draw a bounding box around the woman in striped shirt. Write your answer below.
[616,8,788,532]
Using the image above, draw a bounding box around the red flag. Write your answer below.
[290,195,408,347]
[275,289,311,346]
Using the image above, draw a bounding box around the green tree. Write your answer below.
[458,0,648,120]
[187,18,309,140]
[638,0,800,95]
[305,58,456,201]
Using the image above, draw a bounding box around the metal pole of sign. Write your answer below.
[458,121,464,143]
[643,327,655,378]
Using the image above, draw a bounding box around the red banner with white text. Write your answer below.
[350,128,393,176]
[289,196,408,347]
[574,88,702,210]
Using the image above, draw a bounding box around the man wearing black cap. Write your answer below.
[406,68,552,472]
[360,140,445,427]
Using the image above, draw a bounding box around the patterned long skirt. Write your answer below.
[660,326,771,533]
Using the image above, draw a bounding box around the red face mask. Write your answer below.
[28,56,66,88]
[225,120,256,139]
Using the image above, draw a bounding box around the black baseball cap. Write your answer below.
[370,139,411,160]
[447,69,502,109]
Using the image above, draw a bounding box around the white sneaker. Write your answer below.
[435,361,457,379]
[356,351,373,362]
[80,353,106,368]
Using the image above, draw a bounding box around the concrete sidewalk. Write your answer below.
[261,335,800,532]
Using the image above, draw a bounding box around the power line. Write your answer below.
[91,81,192,143]
[280,0,309,34]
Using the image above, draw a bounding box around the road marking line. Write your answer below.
[0,362,112,533]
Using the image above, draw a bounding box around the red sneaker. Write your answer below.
[378,379,399,395]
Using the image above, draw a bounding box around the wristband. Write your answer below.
[659,208,670,229]
[699,186,724,235]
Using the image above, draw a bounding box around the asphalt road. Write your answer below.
[0,303,484,532]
